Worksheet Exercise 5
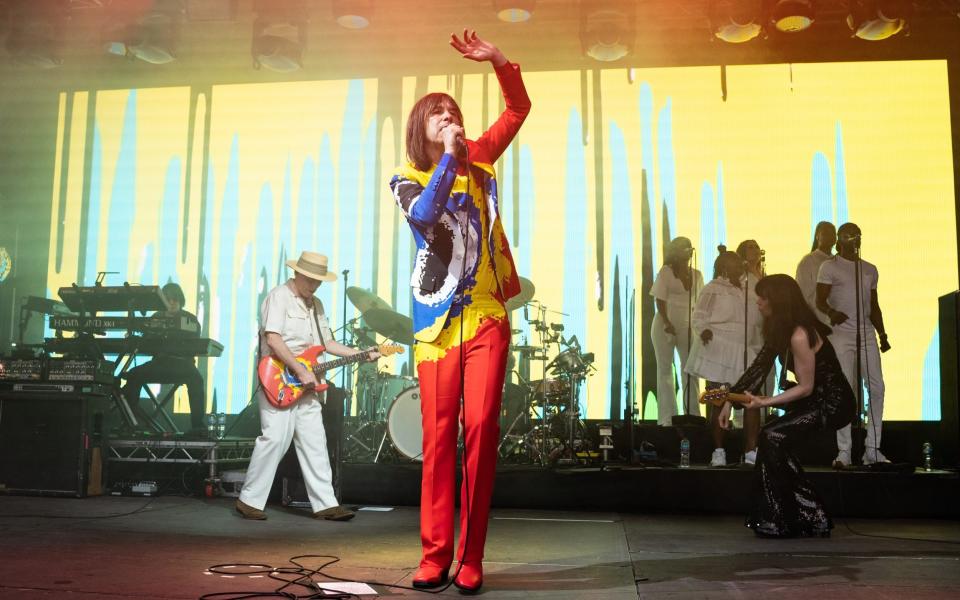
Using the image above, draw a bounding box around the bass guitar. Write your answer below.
[259,343,404,408]
[698,387,754,408]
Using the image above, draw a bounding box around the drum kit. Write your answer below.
[338,280,597,467]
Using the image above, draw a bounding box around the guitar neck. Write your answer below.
[726,392,752,405]
[311,352,368,376]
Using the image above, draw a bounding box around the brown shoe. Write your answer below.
[313,505,355,521]
[235,499,267,520]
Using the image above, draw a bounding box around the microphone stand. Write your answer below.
[853,247,865,465]
[340,269,350,409]
[336,268,349,498]
[682,250,696,418]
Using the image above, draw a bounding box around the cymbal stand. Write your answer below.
[527,302,554,466]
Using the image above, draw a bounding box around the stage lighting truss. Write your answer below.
[580,2,635,62]
[494,0,535,23]
[709,0,764,43]
[846,0,910,40]
[103,0,183,65]
[252,0,308,72]
[769,0,815,32]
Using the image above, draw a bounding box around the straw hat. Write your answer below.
[285,251,337,282]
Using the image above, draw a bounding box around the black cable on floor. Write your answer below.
[203,551,484,599]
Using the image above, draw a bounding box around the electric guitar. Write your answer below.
[698,387,754,408]
[259,343,404,408]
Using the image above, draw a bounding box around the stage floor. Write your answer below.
[0,495,958,599]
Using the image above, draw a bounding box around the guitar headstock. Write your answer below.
[377,344,405,356]
[698,387,729,407]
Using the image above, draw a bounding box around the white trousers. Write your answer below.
[239,391,338,513]
[831,329,885,453]
[651,313,700,425]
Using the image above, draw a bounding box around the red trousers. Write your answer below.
[417,316,510,568]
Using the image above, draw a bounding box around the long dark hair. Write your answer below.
[755,274,831,353]
[405,92,464,171]
[811,221,833,252]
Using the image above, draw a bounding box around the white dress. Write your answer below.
[649,265,704,424]
[685,278,747,385]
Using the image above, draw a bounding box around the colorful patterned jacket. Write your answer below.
[390,62,531,343]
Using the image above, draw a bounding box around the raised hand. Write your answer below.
[449,30,507,66]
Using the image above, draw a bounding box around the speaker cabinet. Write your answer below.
[0,391,110,497]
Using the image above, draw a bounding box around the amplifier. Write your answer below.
[0,392,111,497]
[0,357,44,381]
[48,358,115,384]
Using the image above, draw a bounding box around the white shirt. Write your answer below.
[691,278,745,338]
[259,279,334,359]
[743,271,765,351]
[817,255,878,335]
[650,265,703,325]
[796,249,833,325]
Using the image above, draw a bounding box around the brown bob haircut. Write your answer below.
[405,92,463,171]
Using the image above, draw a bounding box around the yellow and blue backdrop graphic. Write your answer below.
[45,60,956,420]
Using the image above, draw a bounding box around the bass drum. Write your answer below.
[386,386,424,462]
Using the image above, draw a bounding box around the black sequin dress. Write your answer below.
[729,339,855,538]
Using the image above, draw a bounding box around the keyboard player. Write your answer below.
[121,282,207,434]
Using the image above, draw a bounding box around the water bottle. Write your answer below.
[206,413,217,439]
[922,441,933,472]
[680,437,691,468]
[216,413,226,439]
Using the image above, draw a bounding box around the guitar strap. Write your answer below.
[310,299,327,349]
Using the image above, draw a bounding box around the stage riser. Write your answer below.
[333,464,959,519]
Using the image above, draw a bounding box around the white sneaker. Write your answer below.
[863,449,891,465]
[710,448,727,467]
[743,449,757,465]
[832,451,851,469]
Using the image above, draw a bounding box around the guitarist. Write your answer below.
[236,251,379,522]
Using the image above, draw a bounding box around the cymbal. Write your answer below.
[346,287,392,313]
[362,308,415,345]
[505,277,535,312]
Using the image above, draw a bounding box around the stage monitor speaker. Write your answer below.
[938,291,959,465]
[0,391,110,497]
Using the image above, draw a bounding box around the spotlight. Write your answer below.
[847,0,910,40]
[103,0,183,65]
[709,0,763,43]
[769,0,815,32]
[494,0,535,23]
[580,1,635,62]
[252,0,308,72]
[4,0,66,69]
[332,0,373,29]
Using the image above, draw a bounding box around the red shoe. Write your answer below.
[453,563,483,594]
[412,564,449,589]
